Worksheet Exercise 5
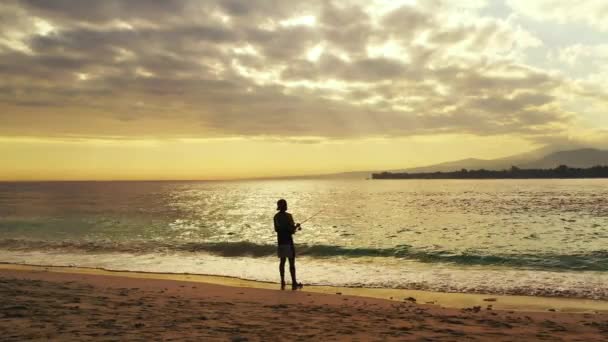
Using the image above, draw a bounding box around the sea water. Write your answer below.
[0,179,606,299]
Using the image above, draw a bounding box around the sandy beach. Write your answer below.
[0,264,606,341]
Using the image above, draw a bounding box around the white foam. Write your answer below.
[1,250,606,300]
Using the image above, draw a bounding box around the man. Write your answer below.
[273,199,303,290]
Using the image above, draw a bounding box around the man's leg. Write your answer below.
[288,256,297,289]
[279,257,286,289]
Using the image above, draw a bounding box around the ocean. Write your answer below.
[0,179,606,299]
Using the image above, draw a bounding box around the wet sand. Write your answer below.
[0,265,607,341]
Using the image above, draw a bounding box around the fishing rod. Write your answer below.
[297,208,325,230]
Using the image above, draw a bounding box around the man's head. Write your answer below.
[277,199,287,211]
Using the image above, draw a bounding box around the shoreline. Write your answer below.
[1,263,608,341]
[2,263,606,314]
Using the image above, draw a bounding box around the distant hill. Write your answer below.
[312,148,548,179]
[269,147,608,180]
[402,146,557,173]
[521,149,608,169]
[400,148,608,175]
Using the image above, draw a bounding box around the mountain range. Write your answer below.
[406,148,608,173]
[311,147,608,179]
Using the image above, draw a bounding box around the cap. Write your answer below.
[277,199,287,211]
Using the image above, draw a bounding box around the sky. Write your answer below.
[1,0,607,180]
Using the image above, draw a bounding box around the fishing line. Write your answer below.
[300,208,325,225]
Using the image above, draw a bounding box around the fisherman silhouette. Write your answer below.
[273,199,303,290]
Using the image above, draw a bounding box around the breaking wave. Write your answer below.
[1,239,606,271]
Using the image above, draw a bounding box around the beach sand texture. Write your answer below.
[1,266,607,341]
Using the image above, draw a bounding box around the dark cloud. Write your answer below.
[246,26,320,61]
[319,3,372,54]
[382,5,434,40]
[317,55,418,82]
[19,0,196,24]
[0,0,579,140]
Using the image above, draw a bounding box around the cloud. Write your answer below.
[18,0,199,24]
[552,43,608,71]
[547,43,608,112]
[0,0,584,140]
[507,0,608,31]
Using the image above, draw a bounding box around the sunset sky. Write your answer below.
[1,0,607,180]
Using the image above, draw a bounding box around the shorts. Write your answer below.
[277,244,295,258]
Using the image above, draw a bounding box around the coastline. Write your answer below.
[1,263,607,341]
[1,263,606,313]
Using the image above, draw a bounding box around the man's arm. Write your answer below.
[287,213,297,233]
[273,215,279,232]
